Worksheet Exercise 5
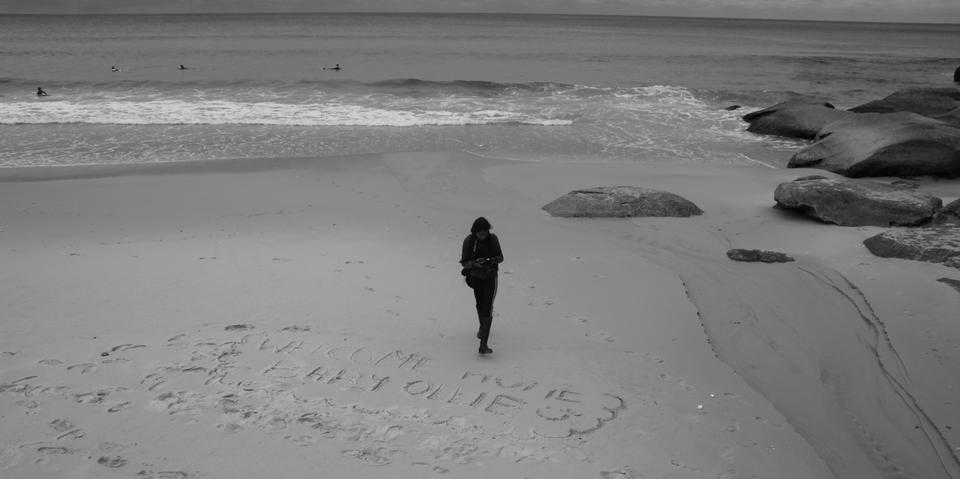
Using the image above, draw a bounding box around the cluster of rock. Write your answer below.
[746,84,960,271]
[540,187,803,266]
[743,88,960,178]
[538,83,959,273]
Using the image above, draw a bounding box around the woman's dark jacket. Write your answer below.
[460,233,503,279]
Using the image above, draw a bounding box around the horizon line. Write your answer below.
[0,11,958,26]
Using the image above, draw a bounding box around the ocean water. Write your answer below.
[0,13,957,168]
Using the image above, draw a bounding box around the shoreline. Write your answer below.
[1,150,958,478]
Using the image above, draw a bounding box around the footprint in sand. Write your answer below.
[342,447,395,466]
[658,373,695,391]
[280,325,311,332]
[138,471,190,479]
[67,363,96,374]
[74,387,128,404]
[56,429,86,440]
[141,373,167,391]
[600,467,639,479]
[225,324,255,332]
[217,423,244,434]
[107,401,132,413]
[16,400,39,409]
[285,434,316,447]
[111,344,147,353]
[97,455,127,468]
[38,446,74,455]
[670,459,702,474]
[585,331,615,343]
[38,359,63,366]
[49,418,74,432]
[412,462,450,474]
[528,297,555,309]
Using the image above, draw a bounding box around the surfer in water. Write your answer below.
[36,87,48,96]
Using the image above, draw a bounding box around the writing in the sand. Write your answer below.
[238,337,623,436]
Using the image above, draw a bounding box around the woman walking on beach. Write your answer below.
[461,217,503,355]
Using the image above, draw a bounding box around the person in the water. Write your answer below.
[36,87,48,96]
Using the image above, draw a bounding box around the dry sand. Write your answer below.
[1,151,958,479]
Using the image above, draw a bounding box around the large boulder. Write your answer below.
[850,87,960,126]
[933,198,960,226]
[742,96,854,139]
[773,176,943,226]
[542,186,703,218]
[788,112,960,178]
[864,227,960,269]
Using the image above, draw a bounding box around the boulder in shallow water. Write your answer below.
[864,227,960,269]
[542,186,703,218]
[742,96,854,139]
[850,87,960,126]
[933,198,960,226]
[788,112,960,178]
[726,249,795,263]
[773,176,942,226]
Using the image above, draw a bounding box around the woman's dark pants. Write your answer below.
[472,276,497,347]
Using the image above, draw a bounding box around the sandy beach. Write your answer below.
[1,151,959,479]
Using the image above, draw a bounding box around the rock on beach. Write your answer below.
[741,96,854,140]
[542,186,703,218]
[773,176,943,226]
[864,227,960,269]
[787,112,960,178]
[726,249,795,263]
[933,198,960,226]
[850,87,960,126]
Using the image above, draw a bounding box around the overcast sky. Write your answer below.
[1,0,958,24]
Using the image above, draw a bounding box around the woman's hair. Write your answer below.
[470,217,492,234]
